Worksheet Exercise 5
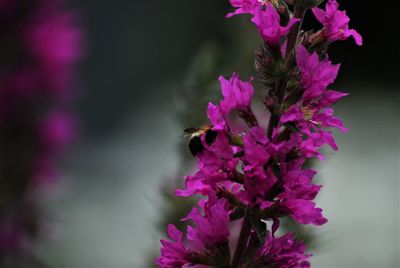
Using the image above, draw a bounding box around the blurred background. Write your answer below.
[1,0,398,267]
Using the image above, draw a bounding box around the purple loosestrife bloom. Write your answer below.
[176,133,238,197]
[281,90,348,131]
[157,199,231,268]
[156,224,192,268]
[296,45,340,101]
[299,131,338,160]
[226,0,261,18]
[251,4,300,48]
[243,127,271,172]
[280,160,321,201]
[254,233,311,268]
[242,133,327,225]
[207,103,227,132]
[219,73,254,115]
[280,198,327,226]
[242,126,285,174]
[312,0,363,45]
[281,86,348,158]
[184,199,230,249]
[241,169,276,209]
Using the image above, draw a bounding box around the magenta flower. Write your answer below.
[242,126,286,170]
[243,128,271,171]
[282,198,327,226]
[300,131,338,160]
[207,103,227,131]
[280,160,321,201]
[226,0,261,18]
[157,199,231,268]
[281,89,348,158]
[251,4,300,47]
[176,133,237,197]
[156,224,192,268]
[283,90,347,122]
[274,160,327,226]
[283,103,347,133]
[296,45,340,101]
[184,199,230,248]
[241,169,276,209]
[243,139,328,226]
[219,73,254,115]
[255,233,311,267]
[312,0,363,46]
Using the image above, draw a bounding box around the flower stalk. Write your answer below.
[284,6,306,60]
[231,208,252,268]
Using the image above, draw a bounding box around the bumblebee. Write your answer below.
[183,126,218,156]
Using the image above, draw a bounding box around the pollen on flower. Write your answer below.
[301,106,314,121]
[261,0,279,7]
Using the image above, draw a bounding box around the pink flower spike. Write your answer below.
[312,0,363,45]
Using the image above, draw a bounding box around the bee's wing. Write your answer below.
[182,125,212,138]
[182,128,198,138]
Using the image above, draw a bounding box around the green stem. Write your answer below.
[230,6,309,267]
[238,107,259,128]
[267,6,307,139]
[230,208,252,268]
[285,6,307,61]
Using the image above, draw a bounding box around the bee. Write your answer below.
[183,125,218,157]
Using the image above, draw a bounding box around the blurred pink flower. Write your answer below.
[25,6,83,95]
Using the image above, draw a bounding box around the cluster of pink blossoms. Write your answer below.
[157,0,361,267]
[0,0,82,260]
